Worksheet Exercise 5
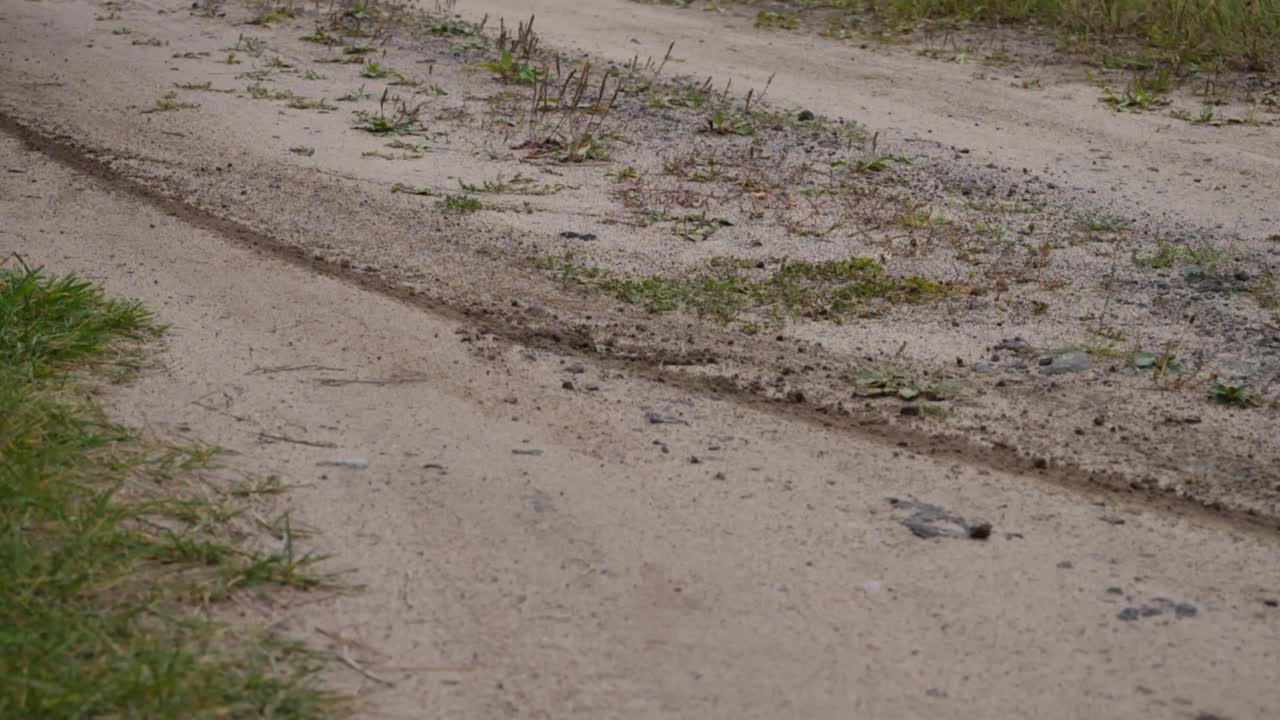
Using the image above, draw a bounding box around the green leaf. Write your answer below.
[924,380,968,401]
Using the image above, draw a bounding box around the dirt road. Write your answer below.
[2,1,1279,718]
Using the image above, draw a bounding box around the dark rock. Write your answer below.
[1119,598,1198,621]
[900,405,921,416]
[890,498,989,540]
[797,109,815,122]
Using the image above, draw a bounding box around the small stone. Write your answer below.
[562,380,575,390]
[1234,270,1250,282]
[1101,515,1126,525]
[1057,560,1074,569]
[1106,587,1124,595]
[646,411,688,425]
[967,522,992,540]
[900,405,921,417]
[316,458,368,469]
[1040,351,1093,375]
[797,109,815,122]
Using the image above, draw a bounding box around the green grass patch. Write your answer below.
[440,194,482,213]
[532,253,951,323]
[0,260,344,719]
[750,0,1280,72]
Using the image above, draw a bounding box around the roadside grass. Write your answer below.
[0,260,344,719]
[746,0,1279,73]
[532,253,952,323]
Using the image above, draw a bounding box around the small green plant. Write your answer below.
[299,28,340,45]
[754,10,801,30]
[286,96,336,111]
[674,214,732,242]
[288,145,316,156]
[1181,239,1223,274]
[351,89,423,134]
[1131,240,1179,269]
[703,107,753,136]
[1078,214,1129,234]
[246,82,288,100]
[249,6,296,26]
[428,17,479,36]
[609,165,638,181]
[229,34,267,56]
[458,174,565,195]
[1251,275,1279,310]
[1100,75,1171,112]
[1213,381,1260,406]
[143,91,200,113]
[440,194,482,213]
[336,84,370,101]
[477,48,538,83]
[1135,349,1185,379]
[852,367,968,401]
[361,61,402,80]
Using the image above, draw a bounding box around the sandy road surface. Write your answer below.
[2,1,1280,718]
[6,102,1280,720]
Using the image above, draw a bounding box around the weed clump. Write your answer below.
[533,254,950,323]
